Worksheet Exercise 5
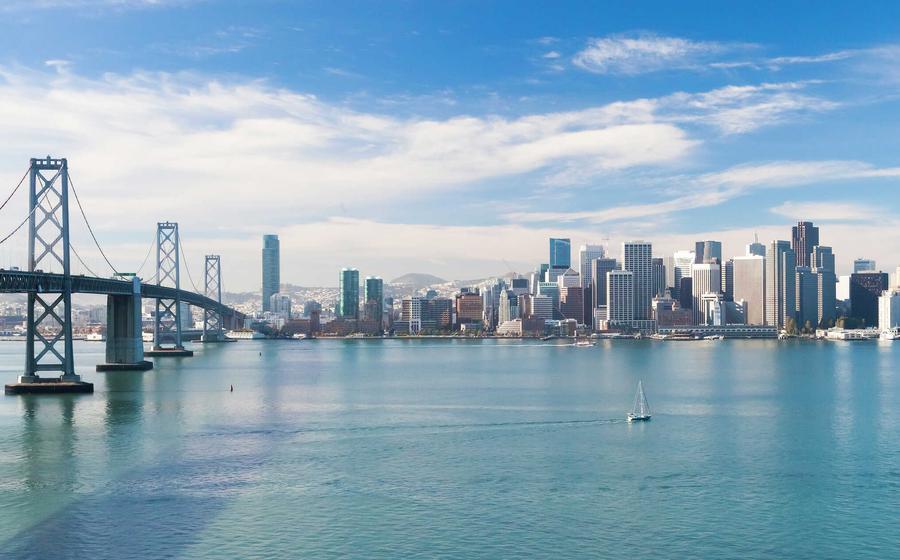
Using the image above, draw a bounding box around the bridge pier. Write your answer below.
[145,221,194,358]
[97,277,153,371]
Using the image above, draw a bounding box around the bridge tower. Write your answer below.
[6,157,93,394]
[200,254,228,342]
[145,222,193,357]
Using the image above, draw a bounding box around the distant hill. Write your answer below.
[389,273,446,289]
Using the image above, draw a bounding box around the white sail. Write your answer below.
[631,380,650,418]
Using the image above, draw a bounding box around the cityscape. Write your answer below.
[249,221,900,341]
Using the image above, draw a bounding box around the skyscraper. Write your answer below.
[606,270,634,325]
[850,272,889,326]
[811,246,835,273]
[691,263,721,324]
[578,244,605,289]
[721,259,734,302]
[694,240,722,264]
[364,276,384,325]
[795,266,818,329]
[766,240,796,328]
[262,234,280,312]
[339,268,360,320]
[791,221,819,268]
[623,241,652,320]
[746,235,766,257]
[733,255,765,325]
[671,250,695,299]
[853,258,877,273]
[591,258,618,308]
[651,258,666,298]
[549,238,571,270]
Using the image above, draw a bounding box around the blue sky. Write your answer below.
[1,1,899,288]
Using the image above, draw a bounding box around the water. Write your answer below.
[0,338,898,559]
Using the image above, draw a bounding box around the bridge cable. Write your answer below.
[65,171,120,276]
[177,234,203,294]
[70,244,100,277]
[134,235,156,277]
[0,184,56,247]
[0,168,29,215]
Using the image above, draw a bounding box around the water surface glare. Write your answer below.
[0,339,898,558]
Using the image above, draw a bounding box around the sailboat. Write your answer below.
[627,380,651,422]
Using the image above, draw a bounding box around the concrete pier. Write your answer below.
[145,347,194,357]
[6,377,93,394]
[96,278,154,372]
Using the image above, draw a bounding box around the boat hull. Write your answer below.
[627,414,651,422]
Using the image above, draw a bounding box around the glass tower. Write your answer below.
[364,276,384,324]
[262,234,280,312]
[549,238,571,270]
[339,268,360,319]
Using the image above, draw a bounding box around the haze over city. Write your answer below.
[2,1,900,288]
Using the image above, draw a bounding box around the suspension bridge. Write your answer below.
[3,156,246,394]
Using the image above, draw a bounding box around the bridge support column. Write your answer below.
[6,156,92,395]
[200,254,232,343]
[97,277,153,371]
[145,221,193,358]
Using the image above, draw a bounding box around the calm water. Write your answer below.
[0,339,898,558]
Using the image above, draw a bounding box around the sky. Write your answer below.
[1,0,900,289]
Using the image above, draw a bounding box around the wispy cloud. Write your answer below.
[769,200,882,222]
[573,33,746,75]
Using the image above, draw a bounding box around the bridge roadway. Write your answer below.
[0,270,244,321]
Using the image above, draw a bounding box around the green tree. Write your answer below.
[785,317,797,335]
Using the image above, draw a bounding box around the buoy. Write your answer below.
[230,384,234,392]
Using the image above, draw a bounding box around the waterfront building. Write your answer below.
[732,255,765,325]
[795,266,818,330]
[623,241,653,320]
[269,293,292,319]
[766,240,796,329]
[422,298,453,331]
[814,268,837,327]
[496,319,523,337]
[878,290,900,330]
[338,268,360,320]
[853,258,877,273]
[606,270,634,326]
[549,238,571,270]
[694,240,722,264]
[699,292,725,326]
[850,272,889,327]
[671,250,695,299]
[578,244,605,289]
[364,277,384,325]
[455,291,484,328]
[261,234,280,312]
[400,296,424,334]
[691,263,721,324]
[791,221,819,268]
[652,258,666,298]
[721,259,734,302]
[652,295,693,327]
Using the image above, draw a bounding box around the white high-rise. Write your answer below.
[578,244,605,289]
[623,241,653,320]
[766,240,796,329]
[672,250,695,298]
[606,270,634,325]
[732,255,765,325]
[691,263,721,324]
[879,290,900,331]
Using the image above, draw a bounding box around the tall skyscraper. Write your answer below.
[651,258,666,298]
[879,290,900,331]
[591,258,618,308]
[262,234,280,312]
[694,240,722,264]
[766,241,796,328]
[364,276,384,325]
[795,266,818,329]
[339,268,360,320]
[578,244,605,289]
[691,263,721,324]
[814,268,837,328]
[850,272,889,326]
[721,259,734,301]
[811,246,836,273]
[623,241,652,320]
[606,270,634,325]
[733,255,765,325]
[791,221,819,268]
[671,250,695,299]
[549,238,571,270]
[746,234,766,257]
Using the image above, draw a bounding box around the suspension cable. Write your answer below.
[134,235,156,277]
[70,244,100,277]
[0,168,29,215]
[66,170,120,276]
[177,234,202,294]
[0,184,55,247]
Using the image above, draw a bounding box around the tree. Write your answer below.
[785,317,798,335]
[804,320,813,334]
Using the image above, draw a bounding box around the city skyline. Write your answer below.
[1,2,900,288]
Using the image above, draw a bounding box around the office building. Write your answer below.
[795,266,818,329]
[652,258,666,298]
[850,272,889,327]
[791,221,819,268]
[559,286,584,324]
[556,268,580,289]
[578,244,605,289]
[691,263,721,324]
[549,238,571,270]
[699,292,725,326]
[811,246,835,273]
[746,235,766,257]
[694,240,722,264]
[721,259,734,301]
[338,268,360,320]
[270,293,292,318]
[261,234,280,312]
[623,241,653,320]
[732,255,765,325]
[537,282,561,313]
[364,277,384,325]
[499,289,519,324]
[591,258,618,309]
[853,258,877,273]
[400,296,424,334]
[422,298,453,331]
[814,267,837,327]
[455,291,484,327]
[510,277,529,295]
[765,241,796,329]
[879,290,900,330]
[531,294,554,321]
[671,250,695,299]
[607,270,634,325]
[678,277,693,310]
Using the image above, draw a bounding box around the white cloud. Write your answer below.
[573,33,737,75]
[769,201,881,221]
